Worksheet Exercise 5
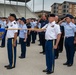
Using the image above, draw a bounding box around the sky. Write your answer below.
[0,0,76,11]
[27,0,76,11]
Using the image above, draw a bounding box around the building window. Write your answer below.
[54,6,56,9]
[67,6,69,8]
[54,6,58,9]
[63,10,66,13]
[54,10,56,13]
[63,5,66,8]
[67,10,68,12]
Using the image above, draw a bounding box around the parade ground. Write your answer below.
[0,39,76,75]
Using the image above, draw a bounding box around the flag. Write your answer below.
[0,28,5,39]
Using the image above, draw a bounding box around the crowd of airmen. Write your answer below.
[0,13,76,74]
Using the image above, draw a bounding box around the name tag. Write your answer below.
[51,25,54,27]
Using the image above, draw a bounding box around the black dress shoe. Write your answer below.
[46,71,53,74]
[43,52,45,55]
[1,46,5,48]
[4,65,10,68]
[55,57,58,59]
[19,56,25,59]
[12,66,15,68]
[63,62,68,65]
[26,45,30,47]
[6,65,15,69]
[67,64,73,67]
[38,44,42,46]
[31,42,35,44]
[43,69,48,72]
[7,66,13,69]
[40,52,44,54]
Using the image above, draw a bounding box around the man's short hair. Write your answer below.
[10,13,17,20]
[48,14,55,17]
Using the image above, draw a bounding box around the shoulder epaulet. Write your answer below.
[14,22,16,24]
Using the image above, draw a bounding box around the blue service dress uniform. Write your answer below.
[6,20,18,68]
[61,22,76,66]
[37,23,42,45]
[39,19,48,54]
[54,25,64,59]
[30,21,36,43]
[19,24,27,58]
[1,20,7,47]
[0,19,3,28]
[26,23,31,47]
[42,21,61,72]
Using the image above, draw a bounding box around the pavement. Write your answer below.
[0,39,76,75]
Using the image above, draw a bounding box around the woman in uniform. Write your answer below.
[19,17,27,59]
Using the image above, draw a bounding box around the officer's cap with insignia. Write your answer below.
[48,14,55,17]
[10,13,17,20]
[66,14,74,19]
[20,17,26,23]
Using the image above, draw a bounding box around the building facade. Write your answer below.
[35,10,51,18]
[51,1,76,17]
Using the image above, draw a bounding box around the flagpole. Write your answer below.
[33,0,35,12]
[25,0,26,18]
[42,0,44,14]
[4,0,6,17]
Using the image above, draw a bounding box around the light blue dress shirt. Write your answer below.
[30,22,36,28]
[19,24,27,38]
[2,21,7,28]
[61,22,76,37]
[38,23,41,29]
[0,20,3,28]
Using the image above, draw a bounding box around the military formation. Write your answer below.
[0,13,76,74]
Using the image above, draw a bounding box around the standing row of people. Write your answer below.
[0,14,38,69]
[0,13,76,75]
[30,14,76,74]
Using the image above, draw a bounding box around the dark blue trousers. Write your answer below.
[31,31,35,43]
[54,40,59,59]
[26,34,31,46]
[65,37,75,65]
[38,32,42,45]
[20,38,26,58]
[7,38,17,67]
[1,30,7,47]
[45,40,55,72]
[41,33,46,53]
[34,32,37,40]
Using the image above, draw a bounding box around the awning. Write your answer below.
[7,0,30,2]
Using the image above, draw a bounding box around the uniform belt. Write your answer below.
[8,38,14,40]
[65,36,74,38]
[46,40,53,41]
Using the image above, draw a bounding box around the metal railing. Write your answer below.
[10,5,22,17]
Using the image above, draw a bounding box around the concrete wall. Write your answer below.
[0,3,38,19]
